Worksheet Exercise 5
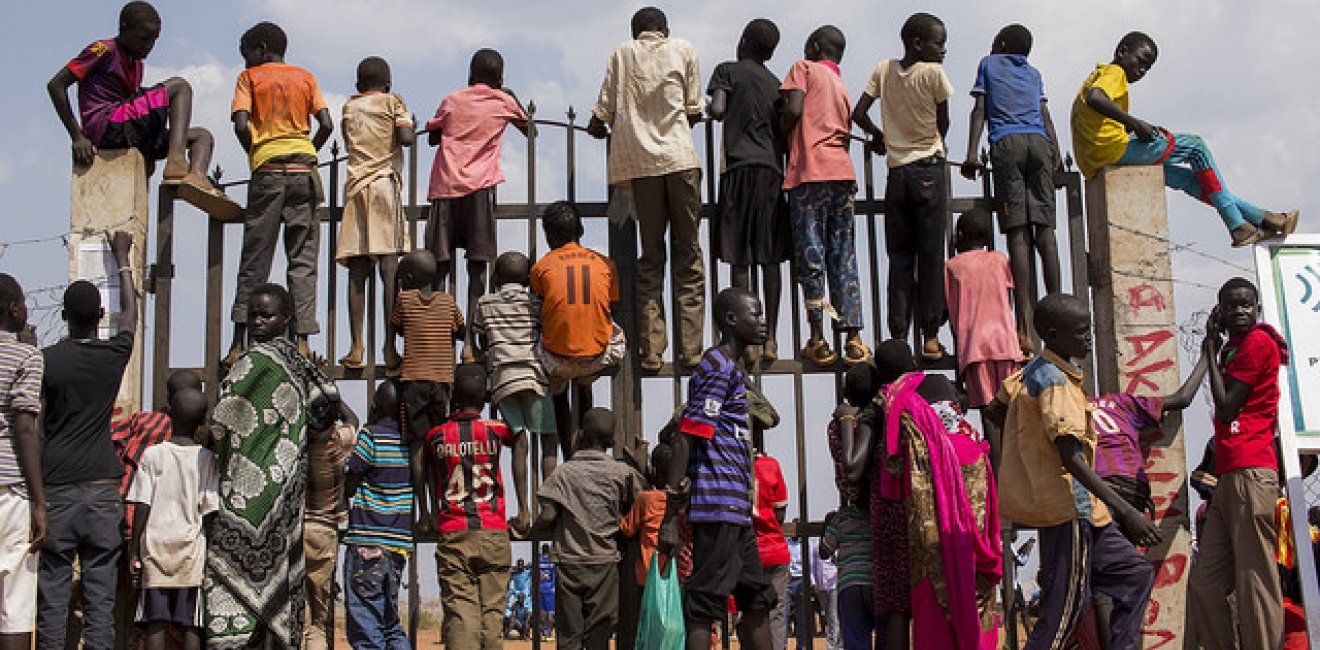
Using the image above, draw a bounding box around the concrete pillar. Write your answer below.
[1086,165,1191,648]
[70,149,149,416]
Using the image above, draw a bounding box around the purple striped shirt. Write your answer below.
[679,348,753,526]
[0,332,43,497]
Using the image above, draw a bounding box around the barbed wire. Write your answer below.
[1109,267,1220,291]
[1107,221,1254,274]
[0,216,137,262]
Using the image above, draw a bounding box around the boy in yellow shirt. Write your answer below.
[989,293,1161,650]
[1070,31,1297,247]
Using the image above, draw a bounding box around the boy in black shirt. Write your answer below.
[38,231,137,650]
[707,18,787,365]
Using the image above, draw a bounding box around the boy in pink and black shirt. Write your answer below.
[1188,277,1288,650]
[48,2,239,219]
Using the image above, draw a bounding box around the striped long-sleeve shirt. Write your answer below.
[679,347,753,526]
[344,419,413,555]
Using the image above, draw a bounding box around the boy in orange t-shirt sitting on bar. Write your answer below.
[530,201,625,458]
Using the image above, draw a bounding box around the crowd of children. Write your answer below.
[1,2,1306,649]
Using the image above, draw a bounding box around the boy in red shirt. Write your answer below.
[425,364,529,649]
[1187,277,1288,650]
[752,445,790,650]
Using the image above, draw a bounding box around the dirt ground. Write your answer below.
[329,606,832,648]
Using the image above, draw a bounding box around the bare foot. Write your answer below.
[339,346,365,369]
[162,156,189,181]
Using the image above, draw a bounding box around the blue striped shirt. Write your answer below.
[344,419,413,554]
[680,348,753,526]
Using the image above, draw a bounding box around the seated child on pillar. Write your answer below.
[225,21,335,363]
[472,251,558,478]
[658,287,777,650]
[425,48,529,358]
[47,1,241,220]
[959,24,1064,354]
[853,13,954,361]
[780,25,870,367]
[391,250,464,521]
[944,208,1022,459]
[426,364,529,649]
[989,293,1161,650]
[530,201,625,460]
[707,18,788,365]
[1071,32,1298,247]
[536,408,643,650]
[125,387,217,650]
[336,56,415,371]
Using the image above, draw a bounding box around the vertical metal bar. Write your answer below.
[1063,171,1095,393]
[408,540,420,648]
[408,118,420,247]
[151,187,176,407]
[204,219,224,404]
[863,140,884,353]
[326,143,340,364]
[526,102,538,259]
[566,106,577,204]
[704,118,719,346]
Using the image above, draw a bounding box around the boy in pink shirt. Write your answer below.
[425,48,529,357]
[944,208,1020,452]
[780,25,869,368]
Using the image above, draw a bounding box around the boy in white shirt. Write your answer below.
[127,388,219,650]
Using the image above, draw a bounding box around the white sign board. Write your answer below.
[1255,235,1320,647]
[1256,236,1320,449]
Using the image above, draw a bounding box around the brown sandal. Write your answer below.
[802,337,838,367]
[842,338,872,366]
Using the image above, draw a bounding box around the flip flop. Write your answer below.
[178,178,244,223]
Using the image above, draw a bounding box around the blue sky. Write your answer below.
[3,0,1318,591]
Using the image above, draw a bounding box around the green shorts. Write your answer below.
[497,389,556,436]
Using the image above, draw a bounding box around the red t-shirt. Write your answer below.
[752,455,790,567]
[426,411,513,533]
[1214,327,1283,474]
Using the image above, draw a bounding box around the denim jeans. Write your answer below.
[37,481,123,650]
[344,546,409,650]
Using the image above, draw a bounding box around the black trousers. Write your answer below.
[884,161,948,339]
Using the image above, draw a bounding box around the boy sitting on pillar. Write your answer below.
[48,1,241,221]
[1071,31,1298,247]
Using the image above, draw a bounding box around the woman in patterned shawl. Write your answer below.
[204,283,353,648]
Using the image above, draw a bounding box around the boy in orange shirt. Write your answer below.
[225,21,334,364]
[529,201,625,456]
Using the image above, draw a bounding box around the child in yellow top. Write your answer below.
[1070,31,1297,247]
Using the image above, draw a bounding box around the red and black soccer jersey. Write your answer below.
[426,410,513,533]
